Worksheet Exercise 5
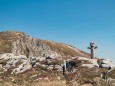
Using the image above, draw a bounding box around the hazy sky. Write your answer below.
[0,0,115,61]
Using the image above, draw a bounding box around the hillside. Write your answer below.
[0,31,115,86]
[0,31,89,58]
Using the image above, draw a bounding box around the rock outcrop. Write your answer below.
[0,31,91,74]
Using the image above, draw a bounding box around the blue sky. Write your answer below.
[0,0,115,61]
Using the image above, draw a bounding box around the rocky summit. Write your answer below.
[0,31,115,86]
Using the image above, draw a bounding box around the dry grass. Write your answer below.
[0,37,12,54]
[0,62,114,86]
[108,69,115,79]
[32,80,68,86]
[0,31,22,54]
[41,40,89,57]
[0,80,68,86]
